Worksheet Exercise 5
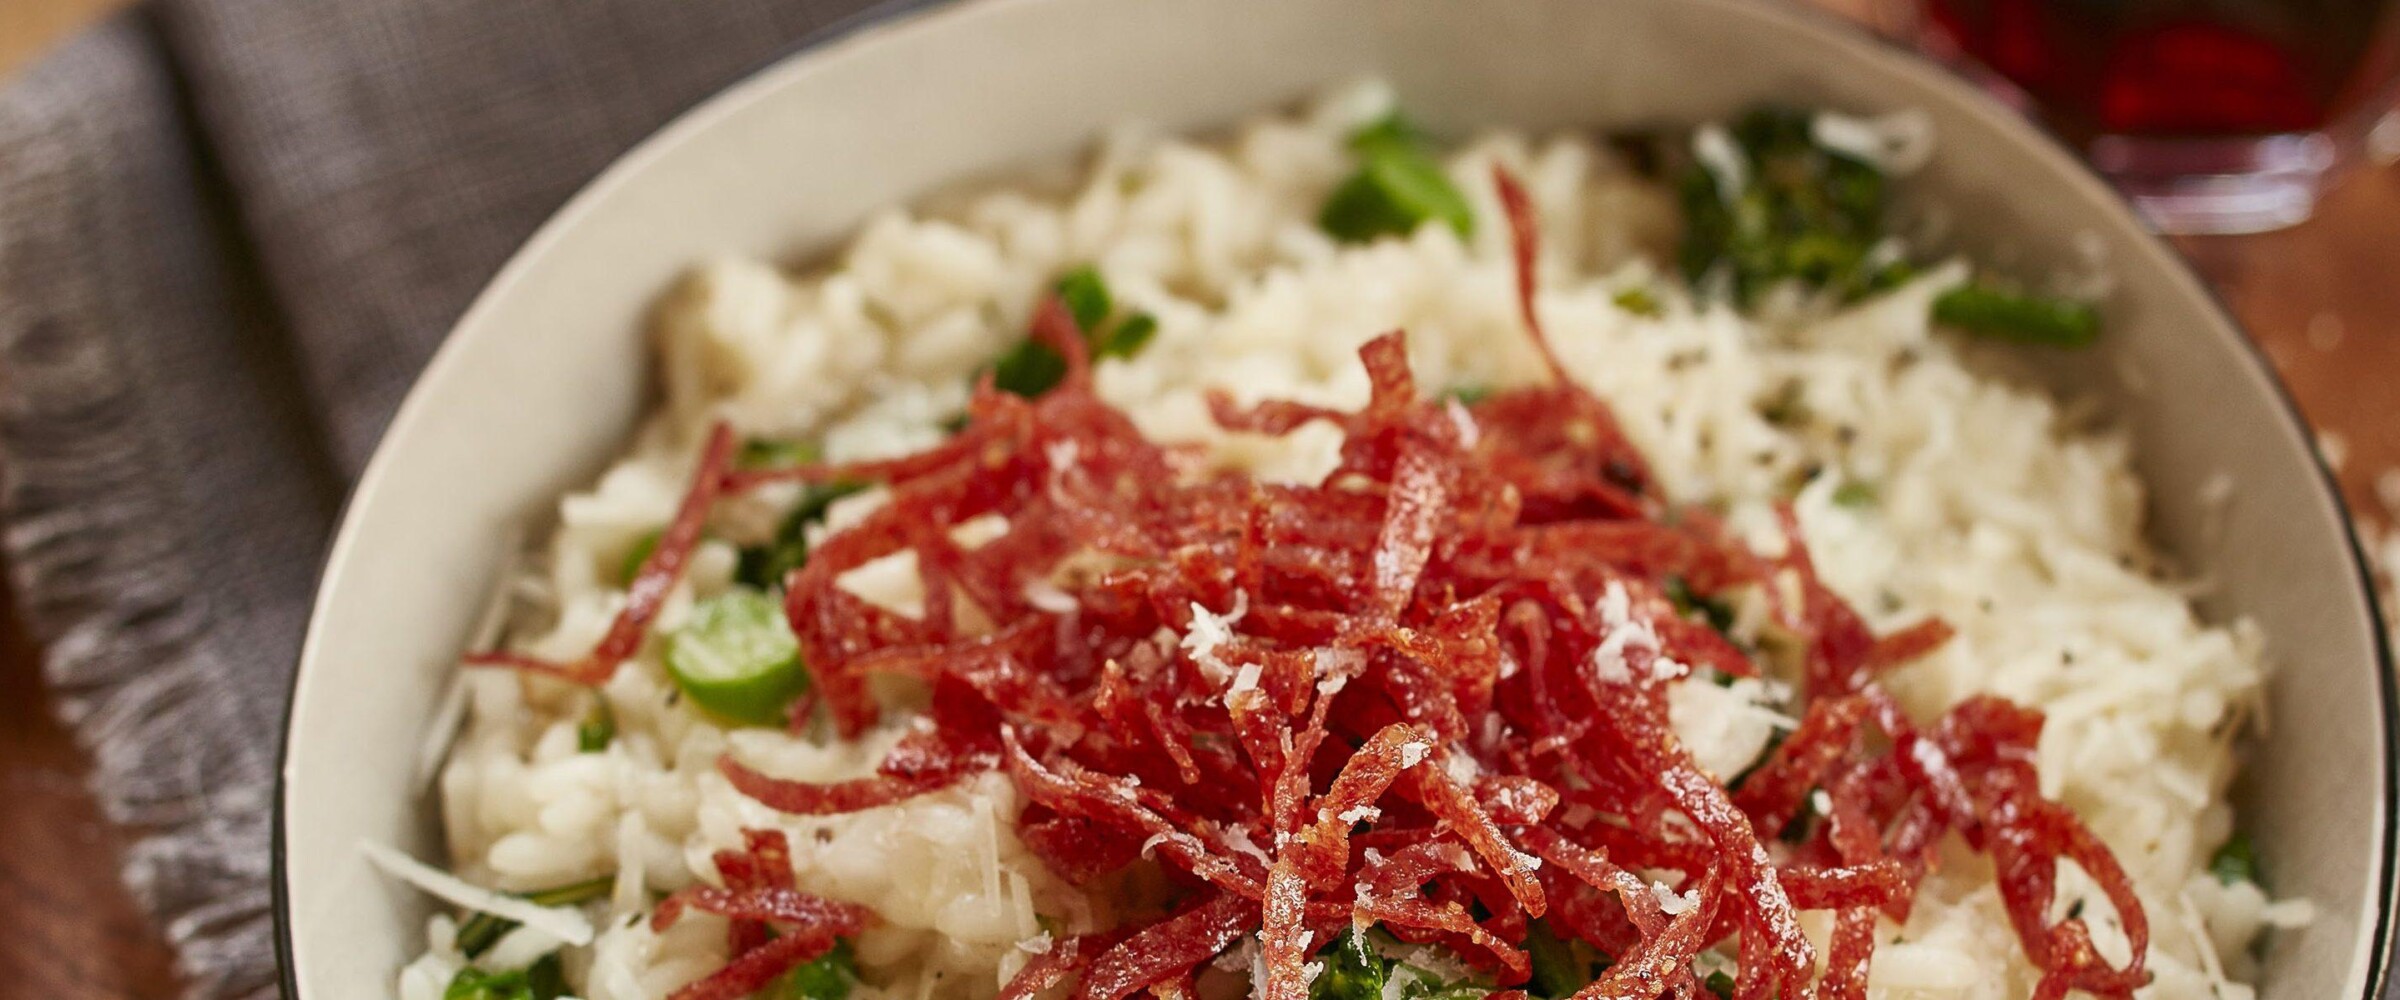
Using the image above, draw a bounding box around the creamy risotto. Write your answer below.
[378,83,2307,1000]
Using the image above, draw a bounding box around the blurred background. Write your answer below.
[0,0,116,74]
[2,1,2398,998]
[1812,0,2400,232]
[1,6,180,1000]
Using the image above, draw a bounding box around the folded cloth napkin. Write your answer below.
[0,1,889,995]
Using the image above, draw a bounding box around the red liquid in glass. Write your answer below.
[1923,0,2397,141]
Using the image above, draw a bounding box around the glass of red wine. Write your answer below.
[1815,0,2400,233]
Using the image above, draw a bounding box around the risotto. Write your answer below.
[381,82,2308,1000]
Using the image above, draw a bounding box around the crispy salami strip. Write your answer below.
[468,422,739,685]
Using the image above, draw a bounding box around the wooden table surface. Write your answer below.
[0,0,121,79]
[3,5,2399,1000]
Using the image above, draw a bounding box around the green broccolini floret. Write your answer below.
[1319,111,1475,243]
[1300,929,1495,1000]
[2210,832,2259,886]
[617,529,662,587]
[1308,927,1388,1000]
[736,479,869,591]
[1442,384,1493,406]
[1930,282,2102,347]
[739,437,821,470]
[776,938,860,1000]
[1832,480,1878,509]
[1054,264,1113,333]
[991,266,1161,397]
[576,698,614,753]
[443,955,568,1000]
[1523,919,1610,999]
[1677,105,2103,347]
[1678,106,1906,306]
[1663,575,1736,635]
[1612,286,1664,317]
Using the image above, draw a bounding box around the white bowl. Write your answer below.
[274,0,2399,996]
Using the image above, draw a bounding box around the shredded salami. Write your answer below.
[999,931,1113,1000]
[1076,892,1258,1000]
[611,166,2146,999]
[651,830,877,1000]
[468,421,740,685]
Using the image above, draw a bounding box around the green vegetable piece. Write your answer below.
[1663,576,1736,634]
[1730,105,1815,159]
[445,966,530,1000]
[1525,921,1586,999]
[1780,788,1820,844]
[1309,928,1389,1000]
[2211,832,2258,886]
[453,876,615,958]
[1443,385,1493,406]
[778,939,859,1000]
[618,530,662,587]
[731,438,856,589]
[1348,112,1427,156]
[740,438,822,471]
[1055,266,1115,334]
[1678,104,1897,307]
[1322,153,1475,243]
[736,480,869,590]
[527,955,568,1000]
[1522,920,1610,999]
[1094,312,1157,360]
[666,588,809,726]
[443,955,568,1000]
[1321,113,1474,243]
[1612,287,1664,318]
[737,534,808,592]
[729,439,855,586]
[1832,480,1877,509]
[992,265,1155,389]
[991,338,1069,398]
[1930,283,2102,347]
[1728,727,1789,793]
[1863,259,1918,297]
[1704,970,1737,999]
[577,699,615,753]
[1395,971,1493,1000]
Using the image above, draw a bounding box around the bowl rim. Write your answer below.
[270,0,2400,996]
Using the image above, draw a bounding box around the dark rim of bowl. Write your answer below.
[271,1,2400,997]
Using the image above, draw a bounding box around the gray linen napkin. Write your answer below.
[0,2,885,995]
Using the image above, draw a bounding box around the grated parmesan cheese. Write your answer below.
[1180,592,1251,684]
[1692,124,1748,207]
[360,840,595,947]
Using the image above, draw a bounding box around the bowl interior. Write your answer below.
[278,0,2395,995]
